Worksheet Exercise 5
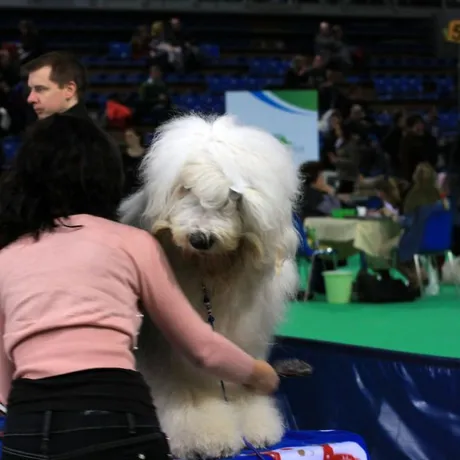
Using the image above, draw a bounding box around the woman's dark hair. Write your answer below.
[299,161,324,186]
[0,114,124,249]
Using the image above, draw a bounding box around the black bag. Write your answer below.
[354,270,419,303]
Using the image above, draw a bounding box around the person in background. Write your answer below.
[343,104,369,139]
[382,111,406,176]
[373,176,403,218]
[122,127,146,197]
[304,55,326,88]
[0,115,279,459]
[0,49,20,90]
[24,51,124,182]
[18,19,44,64]
[164,17,201,72]
[298,161,349,219]
[149,21,183,72]
[328,125,362,194]
[331,25,352,70]
[318,64,350,117]
[314,22,336,64]
[319,109,342,168]
[24,51,88,120]
[399,114,436,183]
[136,65,171,125]
[131,25,151,60]
[283,55,309,89]
[403,162,444,214]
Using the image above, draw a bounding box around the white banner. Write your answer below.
[225,90,319,166]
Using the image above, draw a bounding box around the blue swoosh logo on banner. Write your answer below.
[251,91,303,115]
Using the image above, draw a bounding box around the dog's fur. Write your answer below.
[119,114,299,459]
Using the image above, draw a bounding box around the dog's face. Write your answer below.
[153,161,247,259]
[167,185,243,255]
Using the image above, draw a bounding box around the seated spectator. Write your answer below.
[18,19,44,63]
[392,164,445,289]
[304,55,326,88]
[297,161,344,219]
[136,65,171,124]
[139,65,169,108]
[403,162,445,214]
[149,20,183,72]
[121,127,146,197]
[374,177,403,218]
[131,25,151,60]
[283,55,309,89]
[165,17,201,72]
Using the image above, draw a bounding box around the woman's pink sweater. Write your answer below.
[0,215,254,405]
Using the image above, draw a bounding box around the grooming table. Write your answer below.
[226,430,369,460]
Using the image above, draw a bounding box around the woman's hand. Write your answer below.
[244,360,280,395]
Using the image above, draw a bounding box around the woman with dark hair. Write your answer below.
[297,161,343,219]
[0,115,279,459]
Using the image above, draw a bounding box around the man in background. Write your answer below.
[24,51,124,180]
[24,51,88,120]
[136,64,170,124]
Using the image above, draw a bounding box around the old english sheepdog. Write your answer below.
[119,113,299,459]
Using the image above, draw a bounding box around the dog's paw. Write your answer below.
[237,395,285,449]
[161,398,244,460]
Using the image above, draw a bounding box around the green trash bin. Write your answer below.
[322,270,354,304]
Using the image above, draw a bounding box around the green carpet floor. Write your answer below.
[276,257,460,359]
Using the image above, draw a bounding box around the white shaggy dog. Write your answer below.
[119,113,299,459]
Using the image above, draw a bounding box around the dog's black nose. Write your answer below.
[189,232,215,250]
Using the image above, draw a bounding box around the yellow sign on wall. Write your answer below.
[447,20,460,43]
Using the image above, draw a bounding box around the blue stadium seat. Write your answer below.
[125,73,145,85]
[108,42,131,60]
[200,44,220,59]
[2,136,21,166]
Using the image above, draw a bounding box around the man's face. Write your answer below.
[27,66,76,119]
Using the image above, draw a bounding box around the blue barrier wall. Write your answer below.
[271,338,460,460]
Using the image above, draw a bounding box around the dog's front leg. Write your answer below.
[157,384,245,459]
[232,388,285,449]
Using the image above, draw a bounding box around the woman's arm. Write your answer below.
[132,234,259,385]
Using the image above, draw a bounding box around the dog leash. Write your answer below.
[202,283,266,460]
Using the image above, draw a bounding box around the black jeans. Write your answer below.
[2,410,172,459]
